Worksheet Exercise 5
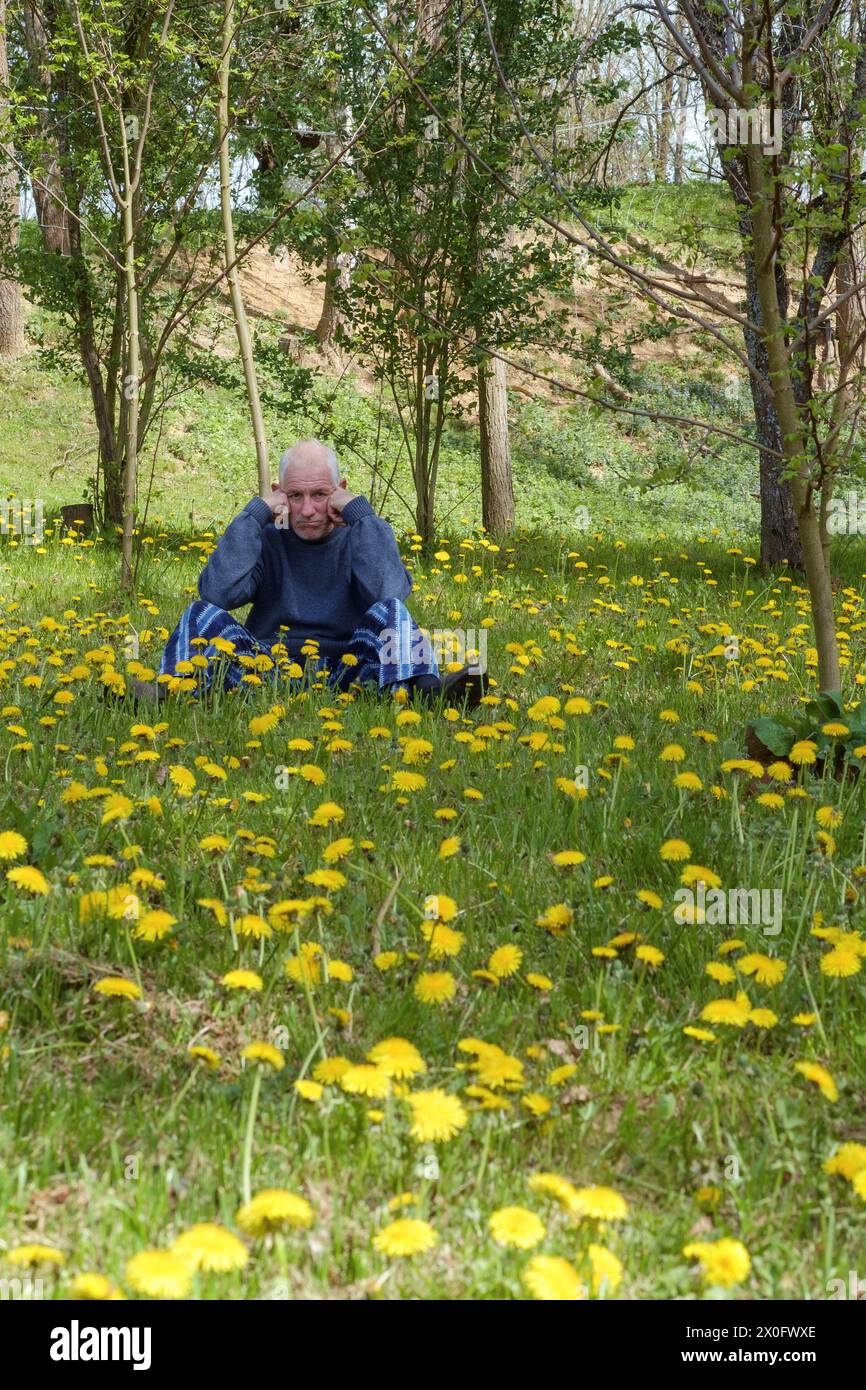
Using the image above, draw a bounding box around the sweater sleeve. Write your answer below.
[197,496,272,611]
[341,495,413,608]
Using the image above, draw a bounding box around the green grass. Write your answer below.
[0,495,864,1300]
[0,302,864,1301]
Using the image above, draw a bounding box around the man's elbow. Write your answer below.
[198,569,227,608]
[383,574,412,604]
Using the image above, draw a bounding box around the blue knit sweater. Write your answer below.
[198,494,413,660]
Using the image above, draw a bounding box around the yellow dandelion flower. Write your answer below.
[93,976,142,1001]
[124,1250,192,1299]
[569,1185,628,1221]
[550,849,586,867]
[548,1063,578,1086]
[373,1219,437,1257]
[373,951,401,972]
[133,909,176,942]
[308,801,344,826]
[660,838,691,861]
[69,1273,125,1300]
[527,1172,580,1207]
[821,947,861,978]
[312,1056,352,1084]
[523,1254,585,1300]
[367,1037,426,1079]
[6,865,50,894]
[236,1189,314,1235]
[824,1143,866,1180]
[683,1025,717,1043]
[586,1242,623,1294]
[340,1064,391,1098]
[294,1079,323,1101]
[700,997,750,1027]
[749,1008,778,1029]
[680,863,722,888]
[406,1088,468,1142]
[767,761,792,782]
[303,867,346,891]
[736,953,786,986]
[636,944,664,967]
[7,1243,66,1267]
[526,972,553,991]
[189,1045,221,1069]
[321,836,354,863]
[240,1041,284,1071]
[683,1238,750,1288]
[236,913,272,939]
[489,1206,546,1249]
[488,944,523,978]
[420,921,464,958]
[414,971,456,1005]
[200,833,231,853]
[521,1093,551,1116]
[794,1060,838,1102]
[171,1224,248,1273]
[221,969,263,991]
[0,830,27,860]
[423,892,458,922]
[536,903,573,935]
[717,938,746,955]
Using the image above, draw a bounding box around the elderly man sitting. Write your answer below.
[131,439,488,708]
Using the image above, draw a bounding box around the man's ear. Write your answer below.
[339,476,348,489]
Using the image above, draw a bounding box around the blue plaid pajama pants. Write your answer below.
[158,598,439,696]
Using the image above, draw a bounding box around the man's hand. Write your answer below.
[326,485,356,527]
[262,485,290,522]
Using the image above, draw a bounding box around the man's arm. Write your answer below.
[197,496,274,610]
[340,495,413,608]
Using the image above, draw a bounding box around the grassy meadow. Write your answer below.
[1,340,865,1303]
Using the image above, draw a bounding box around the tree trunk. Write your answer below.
[22,2,70,255]
[835,233,865,379]
[119,133,139,591]
[747,147,840,693]
[315,240,341,348]
[724,163,802,567]
[0,0,24,357]
[219,0,269,493]
[478,353,514,534]
[672,75,688,184]
[655,70,674,181]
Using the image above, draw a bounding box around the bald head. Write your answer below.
[276,439,348,540]
[278,439,339,488]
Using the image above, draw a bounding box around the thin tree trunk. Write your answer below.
[22,1,71,254]
[120,141,139,591]
[747,148,840,693]
[478,353,514,534]
[673,75,688,184]
[219,0,269,493]
[655,71,674,180]
[0,0,24,357]
[724,163,802,567]
[315,239,341,348]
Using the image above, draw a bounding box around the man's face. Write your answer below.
[281,461,343,539]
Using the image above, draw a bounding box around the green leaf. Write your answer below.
[749,717,794,757]
[805,691,843,724]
